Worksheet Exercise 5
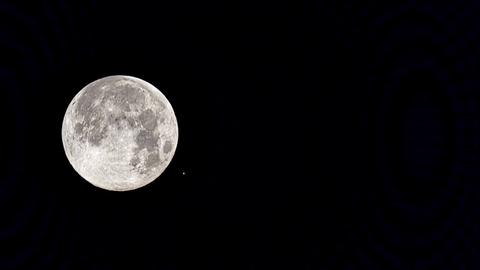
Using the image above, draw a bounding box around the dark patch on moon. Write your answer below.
[86,112,107,144]
[73,83,107,144]
[74,104,108,145]
[135,129,158,151]
[88,125,108,146]
[145,151,160,169]
[163,140,172,154]
[74,122,84,136]
[131,108,162,173]
[139,109,157,130]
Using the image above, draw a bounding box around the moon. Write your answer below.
[61,75,178,191]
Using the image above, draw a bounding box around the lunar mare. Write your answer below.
[62,75,178,191]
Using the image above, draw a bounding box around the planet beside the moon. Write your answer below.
[61,75,178,191]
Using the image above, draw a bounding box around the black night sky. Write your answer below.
[2,1,480,269]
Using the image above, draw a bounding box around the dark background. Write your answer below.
[2,0,480,269]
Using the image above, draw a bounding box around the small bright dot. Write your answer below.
[182,171,186,176]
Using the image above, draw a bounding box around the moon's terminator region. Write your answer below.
[62,75,178,191]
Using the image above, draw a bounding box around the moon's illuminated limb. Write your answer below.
[62,75,178,191]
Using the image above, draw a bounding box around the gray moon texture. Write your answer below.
[62,75,178,191]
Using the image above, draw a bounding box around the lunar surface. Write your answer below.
[62,75,178,191]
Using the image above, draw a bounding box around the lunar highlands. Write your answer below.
[62,75,178,191]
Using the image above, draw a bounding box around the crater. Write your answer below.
[130,156,140,167]
[107,112,128,129]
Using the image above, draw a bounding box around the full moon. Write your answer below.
[62,75,178,191]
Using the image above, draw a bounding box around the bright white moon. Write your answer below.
[62,75,178,191]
